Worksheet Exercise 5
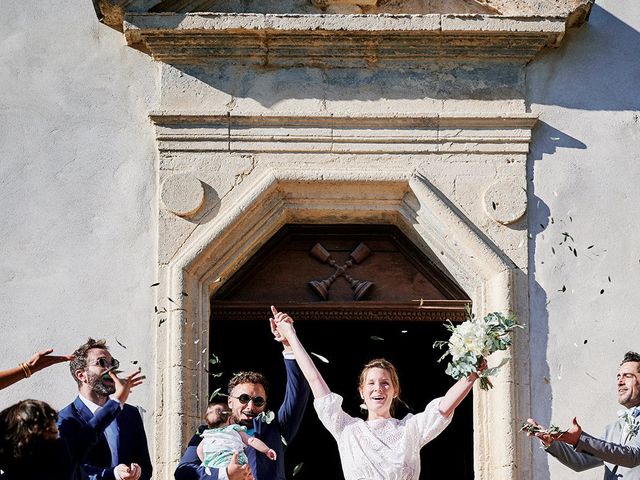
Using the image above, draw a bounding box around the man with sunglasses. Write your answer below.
[58,338,153,480]
[175,307,310,480]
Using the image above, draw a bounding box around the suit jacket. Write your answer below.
[547,416,640,479]
[58,397,153,480]
[0,399,121,480]
[174,357,310,480]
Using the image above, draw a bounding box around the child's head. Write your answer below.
[204,401,231,428]
[0,399,59,471]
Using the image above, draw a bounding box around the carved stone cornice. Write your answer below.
[124,13,567,66]
[150,111,538,155]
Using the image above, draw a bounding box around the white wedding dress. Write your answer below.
[314,393,452,480]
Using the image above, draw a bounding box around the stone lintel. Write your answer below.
[149,111,538,155]
[124,13,566,65]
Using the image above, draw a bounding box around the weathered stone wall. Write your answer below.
[0,0,157,419]
[1,0,639,479]
[527,1,640,478]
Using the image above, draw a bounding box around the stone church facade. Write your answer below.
[1,1,639,479]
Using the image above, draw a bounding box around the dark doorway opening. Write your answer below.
[210,318,474,480]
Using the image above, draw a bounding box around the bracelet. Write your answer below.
[19,362,32,378]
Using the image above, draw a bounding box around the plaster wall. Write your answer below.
[527,1,640,478]
[0,0,158,426]
[1,0,639,479]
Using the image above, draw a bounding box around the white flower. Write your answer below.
[434,310,522,390]
[451,321,486,358]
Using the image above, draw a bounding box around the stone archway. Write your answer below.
[153,155,531,480]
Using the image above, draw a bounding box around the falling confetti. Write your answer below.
[401,330,408,334]
[311,352,329,363]
[150,282,160,287]
[158,318,167,327]
[583,340,588,344]
[116,338,127,349]
[182,291,189,297]
[600,289,605,294]
[281,436,288,446]
[587,245,594,249]
[293,463,304,476]
[168,297,177,304]
[209,353,220,365]
[558,285,566,293]
[370,336,385,341]
[209,387,223,401]
[131,360,139,365]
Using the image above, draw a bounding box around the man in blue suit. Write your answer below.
[174,307,310,480]
[58,338,153,480]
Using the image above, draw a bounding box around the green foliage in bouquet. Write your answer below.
[434,306,522,390]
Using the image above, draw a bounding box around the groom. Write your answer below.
[174,307,310,480]
[527,351,640,479]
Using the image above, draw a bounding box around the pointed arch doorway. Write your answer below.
[210,224,473,479]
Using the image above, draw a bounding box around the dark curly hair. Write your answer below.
[227,371,269,397]
[0,399,58,471]
[622,351,640,371]
[69,338,109,386]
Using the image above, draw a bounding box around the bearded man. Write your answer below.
[58,338,152,480]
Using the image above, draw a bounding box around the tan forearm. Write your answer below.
[0,363,33,390]
[439,373,478,417]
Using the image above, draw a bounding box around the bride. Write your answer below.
[271,306,484,480]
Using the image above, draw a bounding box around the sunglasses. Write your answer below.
[231,394,266,407]
[88,357,119,370]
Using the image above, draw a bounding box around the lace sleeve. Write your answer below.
[313,392,356,440]
[408,397,453,446]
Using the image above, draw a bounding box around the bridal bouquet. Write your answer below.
[434,308,522,390]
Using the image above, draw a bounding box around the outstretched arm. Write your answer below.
[239,431,277,461]
[272,306,330,399]
[0,348,74,390]
[438,360,485,417]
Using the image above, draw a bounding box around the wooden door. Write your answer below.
[210,225,473,479]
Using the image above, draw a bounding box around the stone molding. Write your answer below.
[155,163,532,479]
[150,112,537,155]
[124,13,566,66]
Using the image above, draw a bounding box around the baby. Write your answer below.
[197,401,277,474]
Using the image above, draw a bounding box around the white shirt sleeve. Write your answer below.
[313,392,358,440]
[408,397,453,446]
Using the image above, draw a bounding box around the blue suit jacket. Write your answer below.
[174,357,310,480]
[0,399,121,480]
[58,396,153,480]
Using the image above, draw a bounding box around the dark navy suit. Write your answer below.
[174,358,310,480]
[58,397,152,480]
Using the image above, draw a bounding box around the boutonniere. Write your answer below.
[618,409,640,443]
[256,410,275,424]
